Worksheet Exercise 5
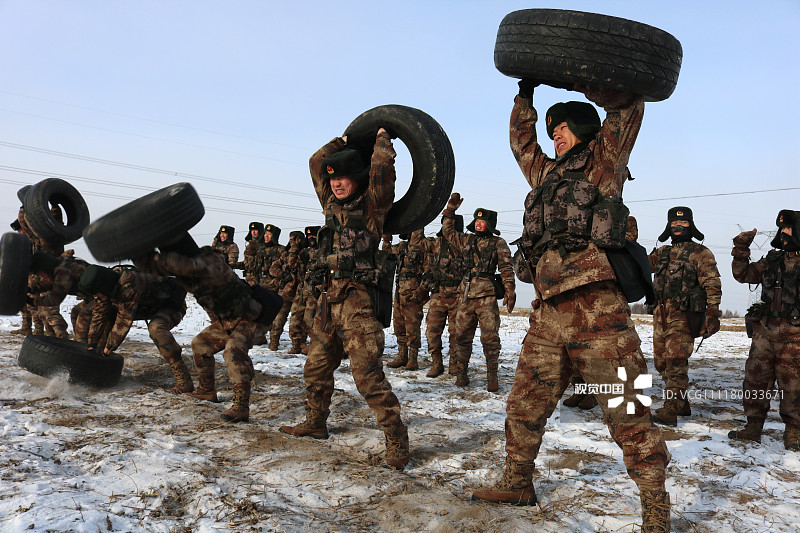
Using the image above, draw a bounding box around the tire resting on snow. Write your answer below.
[0,232,32,315]
[23,178,91,245]
[83,182,205,262]
[345,105,456,235]
[494,9,682,102]
[18,335,124,388]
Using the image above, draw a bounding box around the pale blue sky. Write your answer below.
[1,0,798,312]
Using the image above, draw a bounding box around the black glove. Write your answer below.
[345,129,377,152]
[518,78,539,99]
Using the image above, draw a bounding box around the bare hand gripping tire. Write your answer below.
[494,9,682,102]
[23,178,91,245]
[345,105,455,235]
[0,232,32,315]
[83,182,205,262]
[18,335,124,388]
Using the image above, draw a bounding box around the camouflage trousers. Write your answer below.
[289,287,311,345]
[304,287,403,429]
[505,281,670,492]
[452,294,501,370]
[426,285,460,356]
[269,293,295,343]
[38,305,69,338]
[147,306,186,366]
[741,319,800,427]
[393,280,424,349]
[71,299,94,343]
[191,318,263,386]
[652,303,694,398]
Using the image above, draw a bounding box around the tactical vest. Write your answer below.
[397,241,424,282]
[133,276,187,320]
[652,243,707,312]
[319,196,385,288]
[760,250,800,320]
[434,237,463,288]
[463,234,499,280]
[261,243,283,288]
[192,278,254,319]
[521,166,628,265]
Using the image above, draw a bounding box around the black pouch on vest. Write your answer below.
[368,286,393,328]
[605,240,655,305]
[368,249,396,328]
[744,302,768,338]
[686,310,705,338]
[251,285,284,327]
[492,274,506,300]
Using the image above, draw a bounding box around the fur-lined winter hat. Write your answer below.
[657,206,704,242]
[263,224,281,245]
[304,225,321,243]
[467,208,500,236]
[78,265,120,298]
[321,149,369,184]
[215,225,235,241]
[771,209,800,250]
[546,101,601,141]
[246,221,264,241]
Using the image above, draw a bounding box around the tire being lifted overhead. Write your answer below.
[83,182,205,262]
[23,178,91,245]
[345,105,455,235]
[18,335,124,388]
[0,232,32,315]
[494,9,682,102]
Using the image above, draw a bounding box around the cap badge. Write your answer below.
[326,165,334,174]
[676,210,684,217]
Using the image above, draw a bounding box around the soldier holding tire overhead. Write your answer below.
[474,9,682,532]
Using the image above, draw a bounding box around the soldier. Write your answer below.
[416,215,466,377]
[442,200,515,392]
[240,222,265,286]
[288,225,320,354]
[260,224,288,350]
[135,233,282,422]
[212,225,240,269]
[384,230,427,370]
[471,80,671,532]
[78,264,194,393]
[280,128,410,470]
[649,207,722,426]
[28,251,91,341]
[729,210,800,451]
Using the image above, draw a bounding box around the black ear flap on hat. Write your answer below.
[770,209,800,249]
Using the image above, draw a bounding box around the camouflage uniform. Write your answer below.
[240,222,265,286]
[136,243,272,422]
[287,229,315,353]
[729,218,800,450]
[281,131,409,468]
[473,88,670,511]
[384,230,426,370]
[31,253,90,340]
[86,268,191,392]
[260,226,290,350]
[649,227,722,425]
[211,225,240,269]
[442,206,515,391]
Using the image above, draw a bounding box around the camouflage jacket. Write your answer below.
[649,241,722,313]
[211,239,240,269]
[33,256,90,307]
[442,220,514,300]
[510,90,644,300]
[309,131,396,303]
[733,248,800,320]
[419,233,465,292]
[259,242,285,292]
[241,239,265,285]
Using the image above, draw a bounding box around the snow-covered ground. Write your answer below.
[1,297,798,532]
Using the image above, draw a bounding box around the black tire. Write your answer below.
[83,182,205,262]
[345,105,455,235]
[494,9,682,102]
[17,185,31,204]
[18,335,124,388]
[0,232,32,315]
[23,178,91,245]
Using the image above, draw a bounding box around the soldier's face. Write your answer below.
[782,227,793,236]
[219,232,228,242]
[330,176,357,199]
[474,219,487,232]
[552,122,581,157]
[264,231,273,243]
[670,221,690,228]
[250,229,259,238]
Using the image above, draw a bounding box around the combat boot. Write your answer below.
[280,416,329,439]
[221,383,251,422]
[486,358,499,393]
[447,352,457,375]
[10,327,32,335]
[562,392,585,408]
[301,343,309,355]
[386,345,408,368]
[268,335,280,351]
[254,332,268,346]
[384,424,410,470]
[289,341,303,354]
[405,348,419,370]
[728,417,765,443]
[455,366,469,388]
[640,489,671,533]
[426,351,444,378]
[578,394,598,410]
[185,370,219,402]
[783,424,800,451]
[12,313,32,335]
[471,458,537,505]
[168,361,194,394]
[652,399,681,427]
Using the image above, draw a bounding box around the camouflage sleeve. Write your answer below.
[409,229,425,249]
[442,209,466,251]
[510,95,556,189]
[732,253,766,285]
[648,247,662,271]
[496,237,516,290]
[694,247,722,307]
[103,272,145,352]
[228,243,239,266]
[87,296,115,347]
[366,130,397,237]
[33,263,71,307]
[155,251,218,280]
[310,137,347,207]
